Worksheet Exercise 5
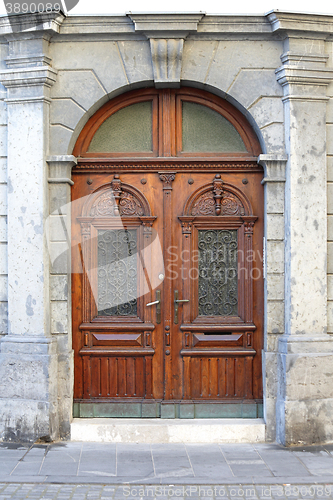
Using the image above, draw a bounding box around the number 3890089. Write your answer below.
[5,2,61,13]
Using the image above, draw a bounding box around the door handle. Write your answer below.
[174,290,189,324]
[146,290,161,324]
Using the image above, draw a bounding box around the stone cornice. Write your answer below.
[128,13,204,39]
[0,12,65,37]
[258,154,287,184]
[280,52,329,67]
[47,12,333,41]
[47,156,77,185]
[0,66,57,90]
[276,66,333,87]
[266,10,333,36]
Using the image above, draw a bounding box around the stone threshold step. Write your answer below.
[71,418,265,443]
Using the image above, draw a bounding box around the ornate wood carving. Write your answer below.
[192,192,215,216]
[89,174,146,217]
[159,172,176,189]
[74,161,262,172]
[213,174,223,215]
[187,174,247,217]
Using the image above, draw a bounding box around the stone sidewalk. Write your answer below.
[0,441,333,499]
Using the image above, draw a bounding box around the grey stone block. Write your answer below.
[49,124,74,156]
[0,300,8,334]
[50,42,128,94]
[327,124,333,155]
[0,242,7,274]
[0,275,7,301]
[49,241,69,274]
[260,123,285,153]
[50,98,85,130]
[51,301,68,334]
[0,215,7,242]
[0,158,6,184]
[0,101,7,126]
[229,69,282,109]
[206,40,282,93]
[249,97,284,129]
[266,300,284,334]
[0,399,59,443]
[182,40,218,84]
[0,183,7,216]
[266,240,284,274]
[266,274,284,300]
[50,275,68,301]
[49,184,69,214]
[0,125,7,157]
[266,182,285,214]
[51,70,107,111]
[118,41,153,84]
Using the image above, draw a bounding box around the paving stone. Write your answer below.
[151,444,194,478]
[115,444,154,477]
[185,444,233,478]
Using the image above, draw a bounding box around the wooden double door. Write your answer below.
[72,164,264,416]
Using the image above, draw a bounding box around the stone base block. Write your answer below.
[0,399,58,443]
[0,335,59,442]
[71,418,266,443]
[277,398,333,446]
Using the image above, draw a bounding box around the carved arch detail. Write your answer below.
[183,174,253,217]
[82,174,153,218]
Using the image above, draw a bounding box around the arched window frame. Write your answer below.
[73,88,261,159]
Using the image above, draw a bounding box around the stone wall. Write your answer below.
[327,39,333,333]
[0,41,7,340]
[0,11,333,445]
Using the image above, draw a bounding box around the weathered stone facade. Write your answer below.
[0,10,332,445]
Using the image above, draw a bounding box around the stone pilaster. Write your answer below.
[258,154,287,442]
[47,155,76,438]
[272,28,333,445]
[0,15,64,442]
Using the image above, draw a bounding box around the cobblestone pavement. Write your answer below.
[0,442,333,499]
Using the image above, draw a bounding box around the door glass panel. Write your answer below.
[182,102,247,153]
[88,101,153,152]
[198,229,238,316]
[97,229,138,316]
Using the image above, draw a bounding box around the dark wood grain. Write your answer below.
[72,87,264,408]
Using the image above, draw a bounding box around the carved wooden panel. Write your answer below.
[183,355,254,399]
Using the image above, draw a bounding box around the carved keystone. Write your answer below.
[128,13,204,88]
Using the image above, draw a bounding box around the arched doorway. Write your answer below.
[72,87,264,418]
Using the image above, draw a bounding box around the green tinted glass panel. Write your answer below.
[182,102,247,153]
[88,101,153,152]
[198,229,238,316]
